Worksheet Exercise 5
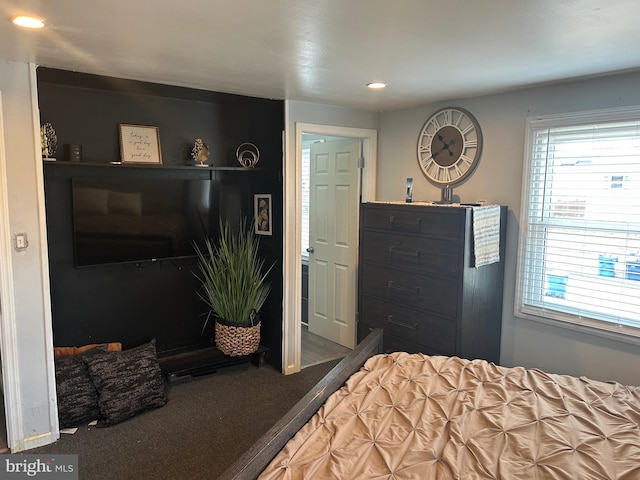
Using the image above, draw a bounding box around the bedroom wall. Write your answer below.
[0,59,57,450]
[376,70,640,386]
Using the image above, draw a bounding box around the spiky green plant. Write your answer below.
[194,219,273,326]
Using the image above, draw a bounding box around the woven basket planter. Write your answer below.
[215,319,261,356]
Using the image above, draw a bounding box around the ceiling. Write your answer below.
[2,0,640,112]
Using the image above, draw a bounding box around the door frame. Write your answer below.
[0,91,24,450]
[282,123,377,375]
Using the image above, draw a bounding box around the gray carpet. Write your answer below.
[27,360,339,479]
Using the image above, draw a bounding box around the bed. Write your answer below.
[220,329,640,479]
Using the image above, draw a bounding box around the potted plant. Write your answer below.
[194,218,273,356]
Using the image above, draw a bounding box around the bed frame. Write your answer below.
[218,328,384,480]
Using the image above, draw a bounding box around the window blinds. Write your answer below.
[301,146,310,258]
[519,113,640,338]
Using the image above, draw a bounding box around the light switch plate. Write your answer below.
[14,233,28,251]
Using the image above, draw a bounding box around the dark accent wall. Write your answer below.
[38,68,285,369]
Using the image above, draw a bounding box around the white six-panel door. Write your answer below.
[308,139,361,348]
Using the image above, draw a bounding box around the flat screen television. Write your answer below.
[71,177,214,267]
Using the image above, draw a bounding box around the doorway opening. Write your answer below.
[282,123,377,375]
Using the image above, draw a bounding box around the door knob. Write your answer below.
[306,247,314,253]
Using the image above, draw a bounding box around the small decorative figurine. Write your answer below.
[191,138,209,166]
[236,142,260,168]
[41,123,57,159]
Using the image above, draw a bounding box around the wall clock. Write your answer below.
[416,107,483,186]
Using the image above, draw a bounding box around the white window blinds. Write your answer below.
[517,107,640,339]
[301,145,310,259]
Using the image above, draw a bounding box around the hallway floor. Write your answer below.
[301,324,351,369]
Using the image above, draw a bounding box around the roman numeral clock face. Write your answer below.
[416,107,483,186]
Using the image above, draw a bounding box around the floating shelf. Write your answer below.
[43,160,262,172]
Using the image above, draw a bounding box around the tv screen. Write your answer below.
[71,177,213,267]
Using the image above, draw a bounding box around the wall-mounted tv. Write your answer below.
[71,177,215,267]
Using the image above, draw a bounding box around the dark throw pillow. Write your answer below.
[83,339,167,426]
[55,346,106,428]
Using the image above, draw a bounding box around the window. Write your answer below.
[301,144,310,260]
[517,107,640,340]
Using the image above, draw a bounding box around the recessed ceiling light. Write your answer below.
[12,15,45,29]
[366,82,387,90]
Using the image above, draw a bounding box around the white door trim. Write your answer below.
[28,62,59,450]
[0,91,25,451]
[0,64,59,451]
[282,123,377,375]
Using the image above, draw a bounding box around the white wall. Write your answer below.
[285,100,378,132]
[0,59,58,450]
[377,70,640,385]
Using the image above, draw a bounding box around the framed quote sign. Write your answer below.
[118,124,162,165]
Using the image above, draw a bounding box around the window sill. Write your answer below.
[514,309,640,347]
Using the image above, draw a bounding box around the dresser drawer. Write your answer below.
[362,204,464,238]
[359,297,456,354]
[358,323,446,355]
[360,263,458,318]
[360,230,460,277]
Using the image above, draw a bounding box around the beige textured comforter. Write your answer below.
[260,353,640,479]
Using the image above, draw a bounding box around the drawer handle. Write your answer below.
[387,315,418,330]
[387,281,420,296]
[389,216,422,228]
[388,245,420,257]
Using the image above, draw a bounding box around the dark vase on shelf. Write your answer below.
[63,144,83,162]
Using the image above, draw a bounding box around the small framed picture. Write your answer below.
[118,124,162,165]
[254,194,272,236]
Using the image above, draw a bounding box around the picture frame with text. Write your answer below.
[118,124,162,165]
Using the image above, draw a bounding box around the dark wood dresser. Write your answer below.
[357,202,507,364]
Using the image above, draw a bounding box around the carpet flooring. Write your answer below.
[26,359,338,480]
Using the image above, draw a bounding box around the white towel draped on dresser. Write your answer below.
[472,205,501,267]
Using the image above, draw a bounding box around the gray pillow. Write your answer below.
[55,346,106,428]
[83,339,167,426]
